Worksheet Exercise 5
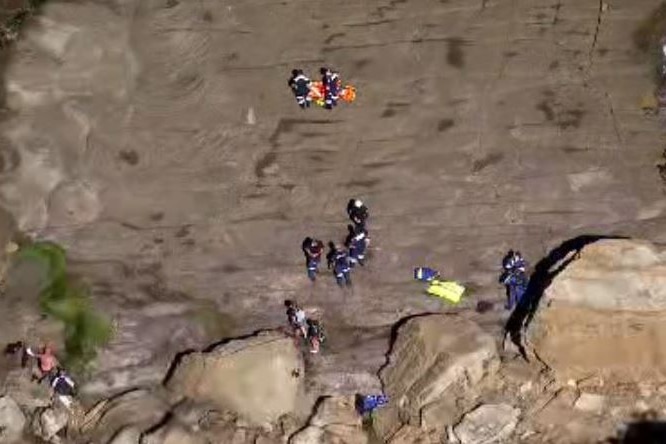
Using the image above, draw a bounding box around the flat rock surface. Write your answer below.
[0,0,665,417]
[540,239,666,311]
[166,331,304,425]
[453,403,521,444]
[528,239,666,382]
[375,314,498,438]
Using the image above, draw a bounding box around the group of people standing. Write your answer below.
[284,199,370,353]
[288,67,343,110]
[5,342,77,409]
[302,199,370,286]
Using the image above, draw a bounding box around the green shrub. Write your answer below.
[17,241,112,374]
[633,2,666,84]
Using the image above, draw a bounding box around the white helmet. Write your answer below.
[354,199,364,208]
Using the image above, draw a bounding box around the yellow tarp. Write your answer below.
[426,279,465,304]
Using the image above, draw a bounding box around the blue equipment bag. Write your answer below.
[414,267,439,282]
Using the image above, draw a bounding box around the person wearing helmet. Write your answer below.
[288,69,312,109]
[26,344,58,383]
[502,250,526,273]
[302,237,325,281]
[346,198,369,228]
[327,242,352,287]
[346,224,369,267]
[320,67,341,110]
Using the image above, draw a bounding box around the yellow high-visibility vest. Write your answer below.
[426,279,465,304]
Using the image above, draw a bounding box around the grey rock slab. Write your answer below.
[0,396,26,443]
[453,404,521,444]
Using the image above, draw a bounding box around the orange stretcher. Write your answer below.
[309,81,357,107]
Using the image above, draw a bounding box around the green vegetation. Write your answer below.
[362,415,384,444]
[191,302,236,341]
[634,2,666,53]
[18,241,112,374]
[0,0,50,48]
[633,2,666,84]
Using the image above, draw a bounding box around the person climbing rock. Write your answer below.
[50,368,76,409]
[26,344,58,383]
[346,224,369,267]
[288,69,312,109]
[327,243,351,287]
[320,67,341,110]
[306,319,325,353]
[302,237,325,281]
[284,300,307,338]
[346,198,369,228]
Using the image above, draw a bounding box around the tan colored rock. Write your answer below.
[529,239,666,382]
[142,422,206,444]
[107,426,142,444]
[83,389,170,444]
[0,396,26,443]
[31,406,69,444]
[374,315,498,438]
[289,396,366,444]
[573,393,605,414]
[453,404,520,444]
[388,425,438,444]
[167,331,304,425]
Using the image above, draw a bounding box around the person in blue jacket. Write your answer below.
[347,225,369,267]
[356,394,389,415]
[321,67,341,109]
[327,243,351,286]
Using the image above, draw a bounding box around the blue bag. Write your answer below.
[414,267,439,282]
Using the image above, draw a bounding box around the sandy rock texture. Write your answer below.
[528,239,666,382]
[289,396,367,444]
[0,0,664,402]
[167,331,305,425]
[375,314,498,438]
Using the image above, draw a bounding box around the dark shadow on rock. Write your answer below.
[162,329,279,385]
[288,395,331,443]
[140,410,173,439]
[607,421,666,444]
[503,234,628,361]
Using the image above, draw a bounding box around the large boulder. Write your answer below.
[374,315,498,438]
[167,331,304,426]
[289,396,367,444]
[31,406,69,444]
[81,389,170,444]
[528,239,666,382]
[0,396,26,443]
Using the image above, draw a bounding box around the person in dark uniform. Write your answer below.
[288,69,312,109]
[347,198,369,228]
[302,237,325,281]
[320,67,341,110]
